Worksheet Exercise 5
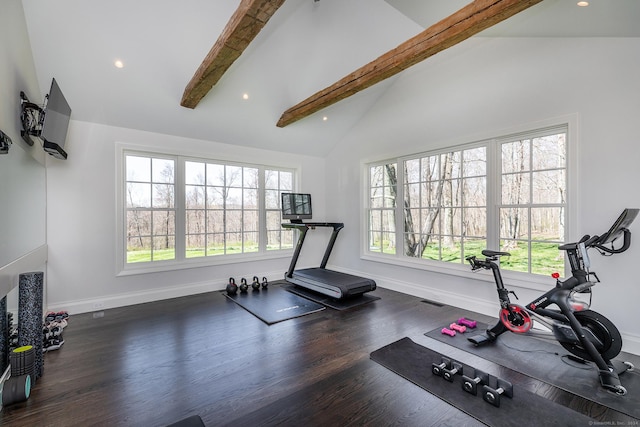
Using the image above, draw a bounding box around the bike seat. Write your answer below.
[482,249,511,258]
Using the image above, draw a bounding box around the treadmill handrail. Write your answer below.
[282,222,344,231]
[282,222,345,277]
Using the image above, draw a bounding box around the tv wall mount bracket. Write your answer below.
[19,91,47,147]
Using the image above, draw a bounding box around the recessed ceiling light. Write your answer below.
[114,59,124,68]
[577,1,589,6]
[322,116,328,121]
[242,93,249,100]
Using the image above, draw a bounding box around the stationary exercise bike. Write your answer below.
[465,208,639,395]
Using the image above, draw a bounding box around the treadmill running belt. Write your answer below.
[287,268,376,299]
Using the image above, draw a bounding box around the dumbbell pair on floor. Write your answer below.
[226,276,268,295]
[464,370,513,408]
[432,357,513,407]
[441,317,477,337]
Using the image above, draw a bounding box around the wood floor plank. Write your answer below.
[1,286,637,426]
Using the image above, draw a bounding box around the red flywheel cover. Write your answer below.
[500,305,533,333]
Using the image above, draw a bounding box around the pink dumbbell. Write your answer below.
[441,327,456,337]
[457,317,477,329]
[449,323,466,333]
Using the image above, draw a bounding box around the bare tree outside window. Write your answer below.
[265,170,294,250]
[185,162,259,256]
[367,126,566,276]
[125,153,294,265]
[368,163,397,254]
[500,132,566,274]
[126,155,175,262]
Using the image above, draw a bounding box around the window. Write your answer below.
[402,147,487,264]
[498,132,566,274]
[125,155,176,263]
[369,163,398,255]
[366,125,569,276]
[184,161,259,257]
[265,169,294,250]
[122,152,294,270]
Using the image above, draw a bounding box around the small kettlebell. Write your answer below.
[261,276,269,289]
[239,277,249,293]
[226,277,238,295]
[251,276,261,291]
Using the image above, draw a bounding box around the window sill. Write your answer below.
[117,250,293,277]
[361,252,556,292]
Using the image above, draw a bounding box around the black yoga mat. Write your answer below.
[426,322,640,419]
[280,282,380,310]
[370,337,594,427]
[224,285,325,324]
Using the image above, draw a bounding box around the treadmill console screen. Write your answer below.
[282,193,312,222]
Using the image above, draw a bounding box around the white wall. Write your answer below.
[0,0,47,300]
[326,37,640,353]
[45,121,326,313]
[42,36,640,354]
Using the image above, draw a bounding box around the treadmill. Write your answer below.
[282,221,377,299]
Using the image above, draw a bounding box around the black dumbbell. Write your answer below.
[226,277,238,295]
[261,276,269,289]
[432,357,451,377]
[482,376,513,407]
[461,369,489,395]
[252,276,261,291]
[239,278,249,293]
[442,361,463,382]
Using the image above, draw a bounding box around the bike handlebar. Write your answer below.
[559,228,632,255]
[595,228,632,254]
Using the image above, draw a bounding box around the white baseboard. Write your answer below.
[333,265,640,356]
[47,269,285,315]
[48,265,640,356]
[375,274,499,316]
[330,264,499,316]
[621,331,640,356]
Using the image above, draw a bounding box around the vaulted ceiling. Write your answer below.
[21,0,640,157]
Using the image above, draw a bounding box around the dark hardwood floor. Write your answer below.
[1,285,639,426]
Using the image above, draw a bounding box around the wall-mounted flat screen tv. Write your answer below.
[281,193,312,222]
[41,78,71,160]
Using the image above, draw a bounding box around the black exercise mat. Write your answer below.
[280,282,380,310]
[224,285,325,324]
[370,337,594,427]
[426,322,640,419]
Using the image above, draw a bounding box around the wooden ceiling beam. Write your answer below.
[181,0,286,109]
[276,0,543,127]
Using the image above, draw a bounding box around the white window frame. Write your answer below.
[361,116,577,291]
[115,146,297,276]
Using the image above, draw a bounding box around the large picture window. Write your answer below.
[184,161,259,257]
[125,155,176,263]
[499,133,566,274]
[366,125,569,276]
[122,152,294,270]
